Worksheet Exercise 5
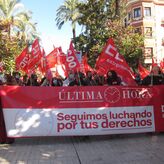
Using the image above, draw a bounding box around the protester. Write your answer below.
[72,71,86,86]
[106,70,122,85]
[134,73,142,85]
[142,65,164,85]
[93,73,105,86]
[12,71,22,85]
[22,74,28,86]
[51,76,63,86]
[84,71,97,86]
[40,76,51,86]
[27,73,40,86]
[63,71,76,86]
[4,73,18,85]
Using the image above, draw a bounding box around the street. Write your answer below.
[0,133,164,164]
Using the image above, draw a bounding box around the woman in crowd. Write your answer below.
[27,73,40,86]
[84,71,97,86]
[106,70,122,85]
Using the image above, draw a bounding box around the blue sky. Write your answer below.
[21,0,81,54]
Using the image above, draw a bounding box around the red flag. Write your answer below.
[56,49,67,78]
[160,58,164,73]
[45,47,60,69]
[95,38,136,86]
[138,62,150,79]
[15,47,30,73]
[57,47,67,65]
[28,39,42,70]
[152,57,158,68]
[64,41,80,74]
[40,47,67,78]
[38,48,47,73]
[81,55,94,74]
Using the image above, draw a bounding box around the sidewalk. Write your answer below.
[0,133,164,164]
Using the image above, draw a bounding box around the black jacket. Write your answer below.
[142,74,164,85]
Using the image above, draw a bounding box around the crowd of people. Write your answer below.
[0,66,164,87]
[0,65,164,144]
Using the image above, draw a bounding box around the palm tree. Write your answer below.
[0,0,38,72]
[18,20,39,43]
[0,0,37,41]
[55,0,80,41]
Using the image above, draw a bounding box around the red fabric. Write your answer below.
[27,39,42,70]
[40,47,67,77]
[152,85,164,132]
[138,62,150,79]
[152,57,158,68]
[38,48,47,73]
[15,47,29,73]
[0,86,156,108]
[160,58,164,73]
[64,41,80,74]
[95,38,136,86]
[81,55,94,74]
[0,85,164,136]
[45,48,60,69]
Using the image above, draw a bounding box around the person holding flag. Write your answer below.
[142,65,164,85]
[95,38,137,86]
[106,70,122,85]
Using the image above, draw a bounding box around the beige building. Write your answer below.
[125,0,164,65]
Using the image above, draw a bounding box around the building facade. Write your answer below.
[125,0,164,65]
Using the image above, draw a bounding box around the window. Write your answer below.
[145,27,152,37]
[144,47,153,58]
[134,27,142,34]
[144,7,151,17]
[133,7,141,18]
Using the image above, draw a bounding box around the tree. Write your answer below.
[106,20,144,68]
[0,0,32,37]
[75,0,144,69]
[75,0,114,66]
[55,0,80,42]
[0,0,38,72]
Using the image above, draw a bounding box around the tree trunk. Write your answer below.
[115,0,120,17]
[72,28,76,49]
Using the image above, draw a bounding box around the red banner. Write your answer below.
[0,85,164,137]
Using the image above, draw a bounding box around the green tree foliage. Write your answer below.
[55,0,80,41]
[106,20,144,68]
[0,0,39,72]
[74,0,144,69]
[0,20,26,72]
